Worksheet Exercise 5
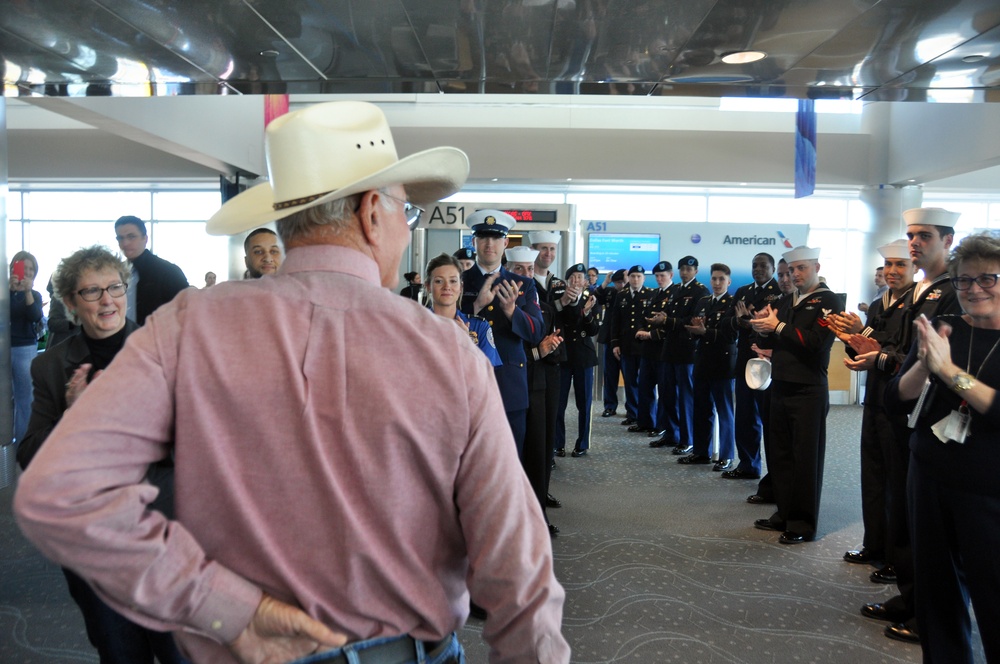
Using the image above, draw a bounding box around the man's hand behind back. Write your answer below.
[229,594,347,664]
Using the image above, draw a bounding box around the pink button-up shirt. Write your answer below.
[16,244,569,663]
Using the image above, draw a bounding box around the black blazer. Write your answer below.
[17,320,175,515]
[18,320,140,469]
[132,249,189,325]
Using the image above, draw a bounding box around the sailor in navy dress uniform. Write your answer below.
[553,263,600,456]
[528,230,562,302]
[461,209,545,457]
[611,266,654,427]
[750,245,842,545]
[679,263,738,470]
[722,252,781,479]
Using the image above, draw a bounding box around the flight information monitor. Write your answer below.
[587,233,661,272]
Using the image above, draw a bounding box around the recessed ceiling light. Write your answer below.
[962,54,986,63]
[491,178,499,182]
[566,178,573,182]
[260,49,279,58]
[721,51,767,65]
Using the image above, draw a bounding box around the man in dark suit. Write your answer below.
[461,209,545,457]
[114,216,189,325]
[679,264,737,470]
[722,253,781,480]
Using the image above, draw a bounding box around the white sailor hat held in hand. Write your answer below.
[746,357,773,391]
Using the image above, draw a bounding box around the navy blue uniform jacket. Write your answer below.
[462,265,545,412]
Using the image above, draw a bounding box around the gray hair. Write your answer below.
[949,231,1000,277]
[53,245,129,302]
[276,188,395,246]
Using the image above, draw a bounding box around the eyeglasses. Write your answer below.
[951,274,1000,291]
[77,282,128,301]
[383,193,424,230]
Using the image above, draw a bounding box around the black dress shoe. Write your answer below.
[627,424,647,433]
[601,408,616,417]
[746,494,774,504]
[712,459,733,471]
[870,565,897,584]
[753,518,784,532]
[779,531,808,545]
[649,437,674,448]
[721,468,760,480]
[555,448,566,457]
[860,603,909,623]
[620,417,636,426]
[548,523,560,537]
[678,454,711,464]
[545,493,562,508]
[671,445,693,455]
[885,622,920,643]
[571,448,587,457]
[647,429,666,437]
[469,602,487,620]
[843,548,882,565]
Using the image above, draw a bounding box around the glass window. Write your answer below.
[707,195,849,228]
[22,191,151,221]
[920,200,988,231]
[446,191,566,204]
[6,191,22,220]
[18,221,115,309]
[7,221,23,258]
[568,193,707,222]
[153,191,224,221]
[150,221,229,290]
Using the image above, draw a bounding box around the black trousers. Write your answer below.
[909,459,1000,664]
[857,396,893,558]
[767,380,828,539]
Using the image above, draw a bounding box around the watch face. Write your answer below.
[955,373,973,390]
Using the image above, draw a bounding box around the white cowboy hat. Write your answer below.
[207,101,469,235]
[745,357,773,391]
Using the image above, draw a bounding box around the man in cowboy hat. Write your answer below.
[16,101,570,664]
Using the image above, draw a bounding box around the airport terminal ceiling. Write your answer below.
[2,0,1000,101]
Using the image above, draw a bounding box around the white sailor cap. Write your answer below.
[467,209,515,236]
[903,207,960,231]
[782,245,820,263]
[878,239,910,260]
[745,357,772,391]
[505,245,539,263]
[527,230,561,245]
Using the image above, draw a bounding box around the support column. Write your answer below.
[1,97,15,488]
[859,184,923,279]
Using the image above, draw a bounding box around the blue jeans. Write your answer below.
[289,633,464,664]
[11,344,36,443]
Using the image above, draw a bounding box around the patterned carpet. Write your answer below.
[0,404,984,663]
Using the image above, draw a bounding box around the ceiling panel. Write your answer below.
[1,0,999,99]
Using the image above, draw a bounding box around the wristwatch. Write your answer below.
[952,372,976,391]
